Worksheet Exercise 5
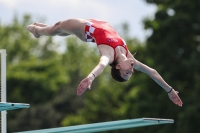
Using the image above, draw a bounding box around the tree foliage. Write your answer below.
[0,15,98,132]
[143,0,200,133]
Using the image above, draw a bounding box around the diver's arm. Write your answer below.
[134,60,183,106]
[77,56,109,95]
[88,55,110,80]
[134,60,171,92]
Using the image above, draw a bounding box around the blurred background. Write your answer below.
[0,0,200,133]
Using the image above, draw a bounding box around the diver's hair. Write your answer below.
[110,52,137,82]
[110,61,127,82]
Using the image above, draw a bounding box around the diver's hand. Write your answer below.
[168,89,183,106]
[77,77,93,96]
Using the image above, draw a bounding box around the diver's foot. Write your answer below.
[27,25,40,38]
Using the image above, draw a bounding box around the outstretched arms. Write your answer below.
[77,56,110,95]
[134,60,183,106]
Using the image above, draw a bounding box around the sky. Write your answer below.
[0,0,157,42]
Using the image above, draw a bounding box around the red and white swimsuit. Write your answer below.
[85,19,128,60]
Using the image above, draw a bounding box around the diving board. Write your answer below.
[16,118,174,133]
[0,102,30,111]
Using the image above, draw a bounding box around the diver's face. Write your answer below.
[116,59,134,80]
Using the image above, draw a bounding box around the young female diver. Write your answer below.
[27,18,182,106]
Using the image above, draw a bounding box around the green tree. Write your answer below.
[0,15,98,132]
[0,15,66,132]
[7,39,100,132]
[141,0,200,133]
